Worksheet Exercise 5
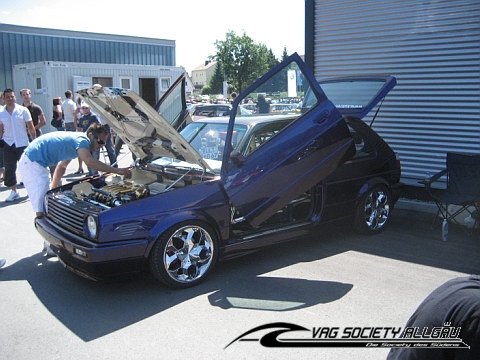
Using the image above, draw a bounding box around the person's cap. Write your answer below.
[81,102,90,108]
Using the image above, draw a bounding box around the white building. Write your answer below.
[13,61,185,131]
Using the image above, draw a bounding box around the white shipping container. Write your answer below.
[13,61,185,132]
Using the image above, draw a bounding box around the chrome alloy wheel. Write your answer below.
[363,188,390,231]
[163,225,214,284]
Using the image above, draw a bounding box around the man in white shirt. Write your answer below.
[61,90,77,131]
[0,88,36,202]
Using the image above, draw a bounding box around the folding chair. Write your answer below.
[424,152,480,232]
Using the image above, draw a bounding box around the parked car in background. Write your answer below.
[35,53,401,288]
[192,104,232,120]
[269,103,300,113]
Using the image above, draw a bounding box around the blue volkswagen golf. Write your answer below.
[35,54,401,288]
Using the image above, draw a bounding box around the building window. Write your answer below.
[34,75,42,92]
[92,77,113,87]
[161,78,171,90]
[120,77,132,89]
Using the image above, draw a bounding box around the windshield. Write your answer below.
[180,122,248,161]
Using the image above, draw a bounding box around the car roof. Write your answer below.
[194,104,231,109]
[193,114,295,127]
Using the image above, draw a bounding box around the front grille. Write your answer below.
[47,195,103,236]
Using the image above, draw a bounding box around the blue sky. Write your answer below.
[0,0,305,72]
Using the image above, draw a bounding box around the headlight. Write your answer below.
[86,215,98,239]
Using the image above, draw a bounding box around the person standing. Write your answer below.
[0,88,36,202]
[20,88,46,138]
[96,118,117,167]
[0,91,5,183]
[256,94,270,114]
[61,90,77,132]
[51,97,64,131]
[91,85,117,167]
[72,96,85,174]
[18,124,131,218]
[77,103,100,175]
[77,103,99,133]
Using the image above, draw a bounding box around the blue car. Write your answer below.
[35,54,401,288]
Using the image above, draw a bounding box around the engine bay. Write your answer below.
[62,162,217,209]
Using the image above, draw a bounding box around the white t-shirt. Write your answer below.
[61,98,77,124]
[0,104,32,147]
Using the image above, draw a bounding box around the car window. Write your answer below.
[154,74,188,130]
[233,62,314,155]
[348,124,375,158]
[180,122,247,161]
[321,80,385,110]
[244,120,293,155]
[193,105,231,117]
[237,63,310,118]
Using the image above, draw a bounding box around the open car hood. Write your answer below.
[77,86,213,172]
[318,75,396,119]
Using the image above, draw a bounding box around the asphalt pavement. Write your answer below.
[0,149,478,360]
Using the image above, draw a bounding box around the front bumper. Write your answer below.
[35,216,149,281]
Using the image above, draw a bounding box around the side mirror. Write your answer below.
[230,150,246,167]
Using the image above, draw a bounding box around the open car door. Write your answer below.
[318,75,397,122]
[154,73,192,131]
[222,53,355,227]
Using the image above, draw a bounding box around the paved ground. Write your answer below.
[0,149,478,360]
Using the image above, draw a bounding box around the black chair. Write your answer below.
[423,152,480,232]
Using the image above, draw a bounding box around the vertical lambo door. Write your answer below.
[222,53,356,227]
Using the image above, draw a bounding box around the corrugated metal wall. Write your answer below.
[0,23,176,90]
[310,0,480,186]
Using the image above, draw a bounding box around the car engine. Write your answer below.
[58,162,216,210]
[66,168,170,209]
[84,180,150,207]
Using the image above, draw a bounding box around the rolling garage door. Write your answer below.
[309,0,480,186]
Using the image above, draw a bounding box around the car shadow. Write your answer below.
[0,208,477,342]
[343,208,480,275]
[0,233,353,342]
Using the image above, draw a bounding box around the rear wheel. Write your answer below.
[354,184,392,234]
[149,222,218,288]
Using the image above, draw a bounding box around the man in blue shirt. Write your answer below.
[18,123,131,218]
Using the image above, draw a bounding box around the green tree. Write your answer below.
[200,85,211,96]
[209,61,225,95]
[213,31,279,93]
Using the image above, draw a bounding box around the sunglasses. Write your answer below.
[94,136,105,145]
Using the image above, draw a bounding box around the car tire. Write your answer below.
[353,184,392,235]
[148,221,218,288]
